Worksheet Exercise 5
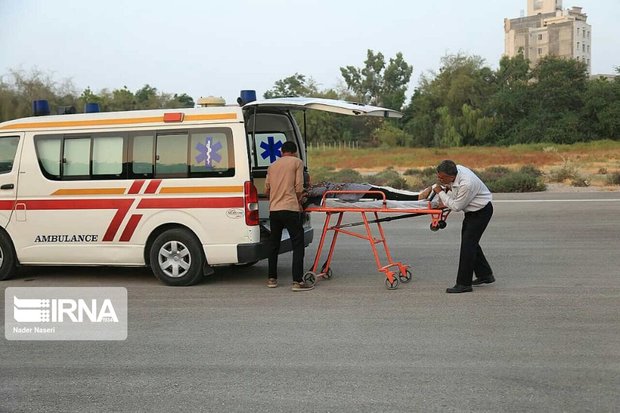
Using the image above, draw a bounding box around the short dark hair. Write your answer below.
[437,160,457,176]
[281,141,298,154]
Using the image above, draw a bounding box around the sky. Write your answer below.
[1,0,618,105]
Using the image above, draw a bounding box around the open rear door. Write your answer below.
[244,97,403,118]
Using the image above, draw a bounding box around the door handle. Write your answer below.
[0,184,14,190]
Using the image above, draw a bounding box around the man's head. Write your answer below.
[281,141,298,156]
[436,160,457,184]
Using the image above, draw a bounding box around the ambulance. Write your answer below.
[0,92,401,285]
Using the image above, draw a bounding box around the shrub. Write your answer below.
[571,175,590,187]
[367,167,409,189]
[486,172,547,193]
[308,166,336,184]
[607,171,620,185]
[404,167,435,176]
[548,162,580,182]
[519,165,543,177]
[403,167,435,187]
[476,166,510,183]
[327,168,363,183]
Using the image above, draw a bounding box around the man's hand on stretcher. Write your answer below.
[418,185,447,209]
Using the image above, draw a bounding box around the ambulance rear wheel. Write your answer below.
[150,229,204,286]
[0,231,17,281]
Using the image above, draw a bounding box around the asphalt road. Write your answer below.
[1,192,619,412]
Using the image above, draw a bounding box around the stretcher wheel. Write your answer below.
[385,277,399,290]
[303,271,316,286]
[430,223,440,232]
[438,220,447,229]
[320,263,333,279]
[399,270,412,283]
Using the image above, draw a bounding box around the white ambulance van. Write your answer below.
[0,93,401,285]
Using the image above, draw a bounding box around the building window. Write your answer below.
[583,44,586,52]
[538,48,543,55]
[587,45,590,53]
[577,42,580,51]
[577,28,580,36]
[538,34,543,41]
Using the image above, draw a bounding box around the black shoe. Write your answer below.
[472,275,495,286]
[446,284,473,293]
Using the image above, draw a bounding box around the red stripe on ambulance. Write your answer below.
[127,180,145,194]
[119,214,143,242]
[144,180,162,194]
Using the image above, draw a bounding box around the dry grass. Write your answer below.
[307,140,620,189]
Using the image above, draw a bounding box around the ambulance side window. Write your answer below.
[0,136,20,174]
[131,133,155,178]
[35,133,126,180]
[35,136,62,179]
[155,132,188,177]
[63,137,91,177]
[93,136,123,176]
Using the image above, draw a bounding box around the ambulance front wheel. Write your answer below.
[0,230,17,281]
[150,228,205,286]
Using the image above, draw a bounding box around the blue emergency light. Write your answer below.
[238,90,257,106]
[84,103,100,113]
[32,100,50,116]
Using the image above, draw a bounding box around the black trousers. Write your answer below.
[456,202,493,286]
[268,210,305,282]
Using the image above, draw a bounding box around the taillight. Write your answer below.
[244,181,259,226]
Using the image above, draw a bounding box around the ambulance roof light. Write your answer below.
[197,96,226,107]
[33,100,50,116]
[237,90,257,106]
[84,102,100,113]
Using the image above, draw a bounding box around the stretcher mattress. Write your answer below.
[319,198,441,209]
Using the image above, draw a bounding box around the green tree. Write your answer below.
[581,77,620,140]
[521,56,589,143]
[264,73,319,98]
[340,50,412,110]
[488,53,532,144]
[403,53,495,147]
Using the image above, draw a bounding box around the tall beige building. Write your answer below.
[504,0,591,73]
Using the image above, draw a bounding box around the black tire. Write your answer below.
[0,230,17,281]
[149,228,204,286]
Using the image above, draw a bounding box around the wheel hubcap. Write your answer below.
[158,241,191,278]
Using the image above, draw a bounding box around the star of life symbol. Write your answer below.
[260,136,283,163]
[13,297,51,323]
[195,137,222,168]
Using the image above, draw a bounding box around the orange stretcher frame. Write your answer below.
[304,190,450,289]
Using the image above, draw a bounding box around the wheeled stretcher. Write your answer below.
[304,190,450,289]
